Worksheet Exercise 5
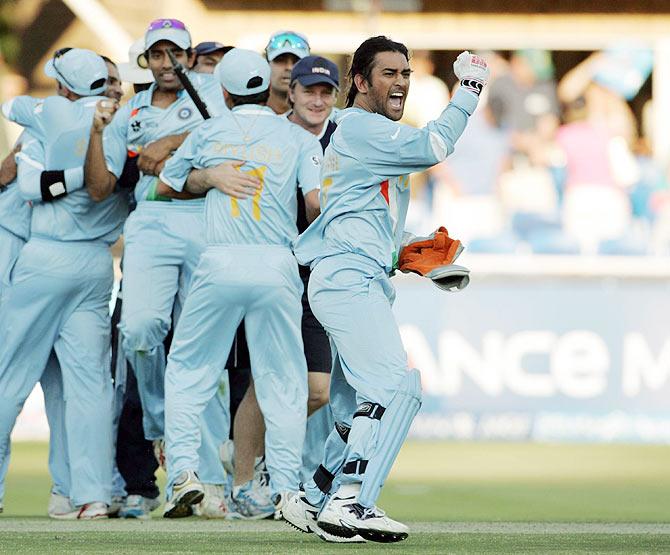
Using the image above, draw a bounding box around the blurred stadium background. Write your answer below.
[1,0,670,539]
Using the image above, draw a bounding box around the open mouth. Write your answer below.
[389,91,405,110]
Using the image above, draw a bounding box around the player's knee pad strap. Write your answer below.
[358,368,422,507]
[354,402,385,420]
[313,464,335,493]
[335,421,350,443]
[343,459,368,475]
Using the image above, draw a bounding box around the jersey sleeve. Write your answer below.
[103,102,132,178]
[1,96,40,130]
[297,133,322,195]
[158,128,201,192]
[16,133,84,203]
[347,87,478,179]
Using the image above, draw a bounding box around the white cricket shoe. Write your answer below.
[317,484,408,543]
[282,489,366,544]
[163,470,204,518]
[119,495,160,519]
[194,484,228,519]
[51,501,109,520]
[48,492,73,519]
[227,479,274,520]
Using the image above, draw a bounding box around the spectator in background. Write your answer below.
[402,51,451,215]
[193,42,233,74]
[488,49,560,166]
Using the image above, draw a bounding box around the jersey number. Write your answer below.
[230,165,267,221]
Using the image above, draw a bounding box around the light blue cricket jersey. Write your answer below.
[103,72,225,205]
[0,134,33,241]
[0,97,43,240]
[16,95,128,245]
[294,87,479,273]
[160,105,322,247]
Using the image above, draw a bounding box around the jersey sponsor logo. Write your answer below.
[311,155,320,167]
[390,127,400,140]
[178,107,192,120]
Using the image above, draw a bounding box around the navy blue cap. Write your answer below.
[195,41,231,56]
[290,55,339,89]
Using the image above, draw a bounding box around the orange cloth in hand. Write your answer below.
[398,226,462,276]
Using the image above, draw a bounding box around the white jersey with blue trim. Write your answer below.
[160,105,322,247]
[294,87,478,273]
[102,72,226,205]
[16,96,128,245]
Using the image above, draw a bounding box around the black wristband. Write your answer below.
[461,78,484,96]
[40,170,67,202]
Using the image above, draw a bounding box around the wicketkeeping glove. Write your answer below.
[398,226,470,292]
[453,51,490,97]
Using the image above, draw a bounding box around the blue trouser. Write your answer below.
[119,203,227,485]
[0,237,114,506]
[303,253,417,508]
[301,404,335,485]
[165,245,307,497]
[0,228,70,503]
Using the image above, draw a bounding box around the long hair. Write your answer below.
[345,36,409,108]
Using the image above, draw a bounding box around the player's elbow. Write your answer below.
[87,181,111,202]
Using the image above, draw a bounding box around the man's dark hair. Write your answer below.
[100,55,116,68]
[345,36,409,108]
[228,89,270,107]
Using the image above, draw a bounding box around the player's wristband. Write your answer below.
[40,167,83,202]
[145,178,172,202]
[460,78,484,97]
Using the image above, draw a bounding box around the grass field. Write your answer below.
[2,441,670,553]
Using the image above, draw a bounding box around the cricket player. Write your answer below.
[154,48,321,518]
[0,127,71,518]
[265,30,310,114]
[220,30,313,519]
[193,42,232,74]
[0,50,133,518]
[85,18,252,518]
[282,37,489,542]
[0,47,129,519]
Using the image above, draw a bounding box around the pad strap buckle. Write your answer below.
[354,402,385,420]
[343,459,368,475]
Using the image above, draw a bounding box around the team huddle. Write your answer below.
[0,18,489,544]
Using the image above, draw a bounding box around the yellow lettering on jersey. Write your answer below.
[246,166,267,221]
[321,177,333,207]
[230,197,240,218]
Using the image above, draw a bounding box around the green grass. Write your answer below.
[2,441,670,553]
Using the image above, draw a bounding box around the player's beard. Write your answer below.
[369,85,407,121]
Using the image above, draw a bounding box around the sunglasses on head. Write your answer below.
[146,18,187,32]
[266,32,309,55]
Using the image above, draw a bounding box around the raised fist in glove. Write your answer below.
[453,51,490,97]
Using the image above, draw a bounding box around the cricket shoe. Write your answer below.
[51,501,109,520]
[152,439,166,470]
[48,492,73,519]
[119,495,161,519]
[193,484,228,519]
[317,484,408,543]
[227,479,275,520]
[163,470,204,518]
[282,489,365,543]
